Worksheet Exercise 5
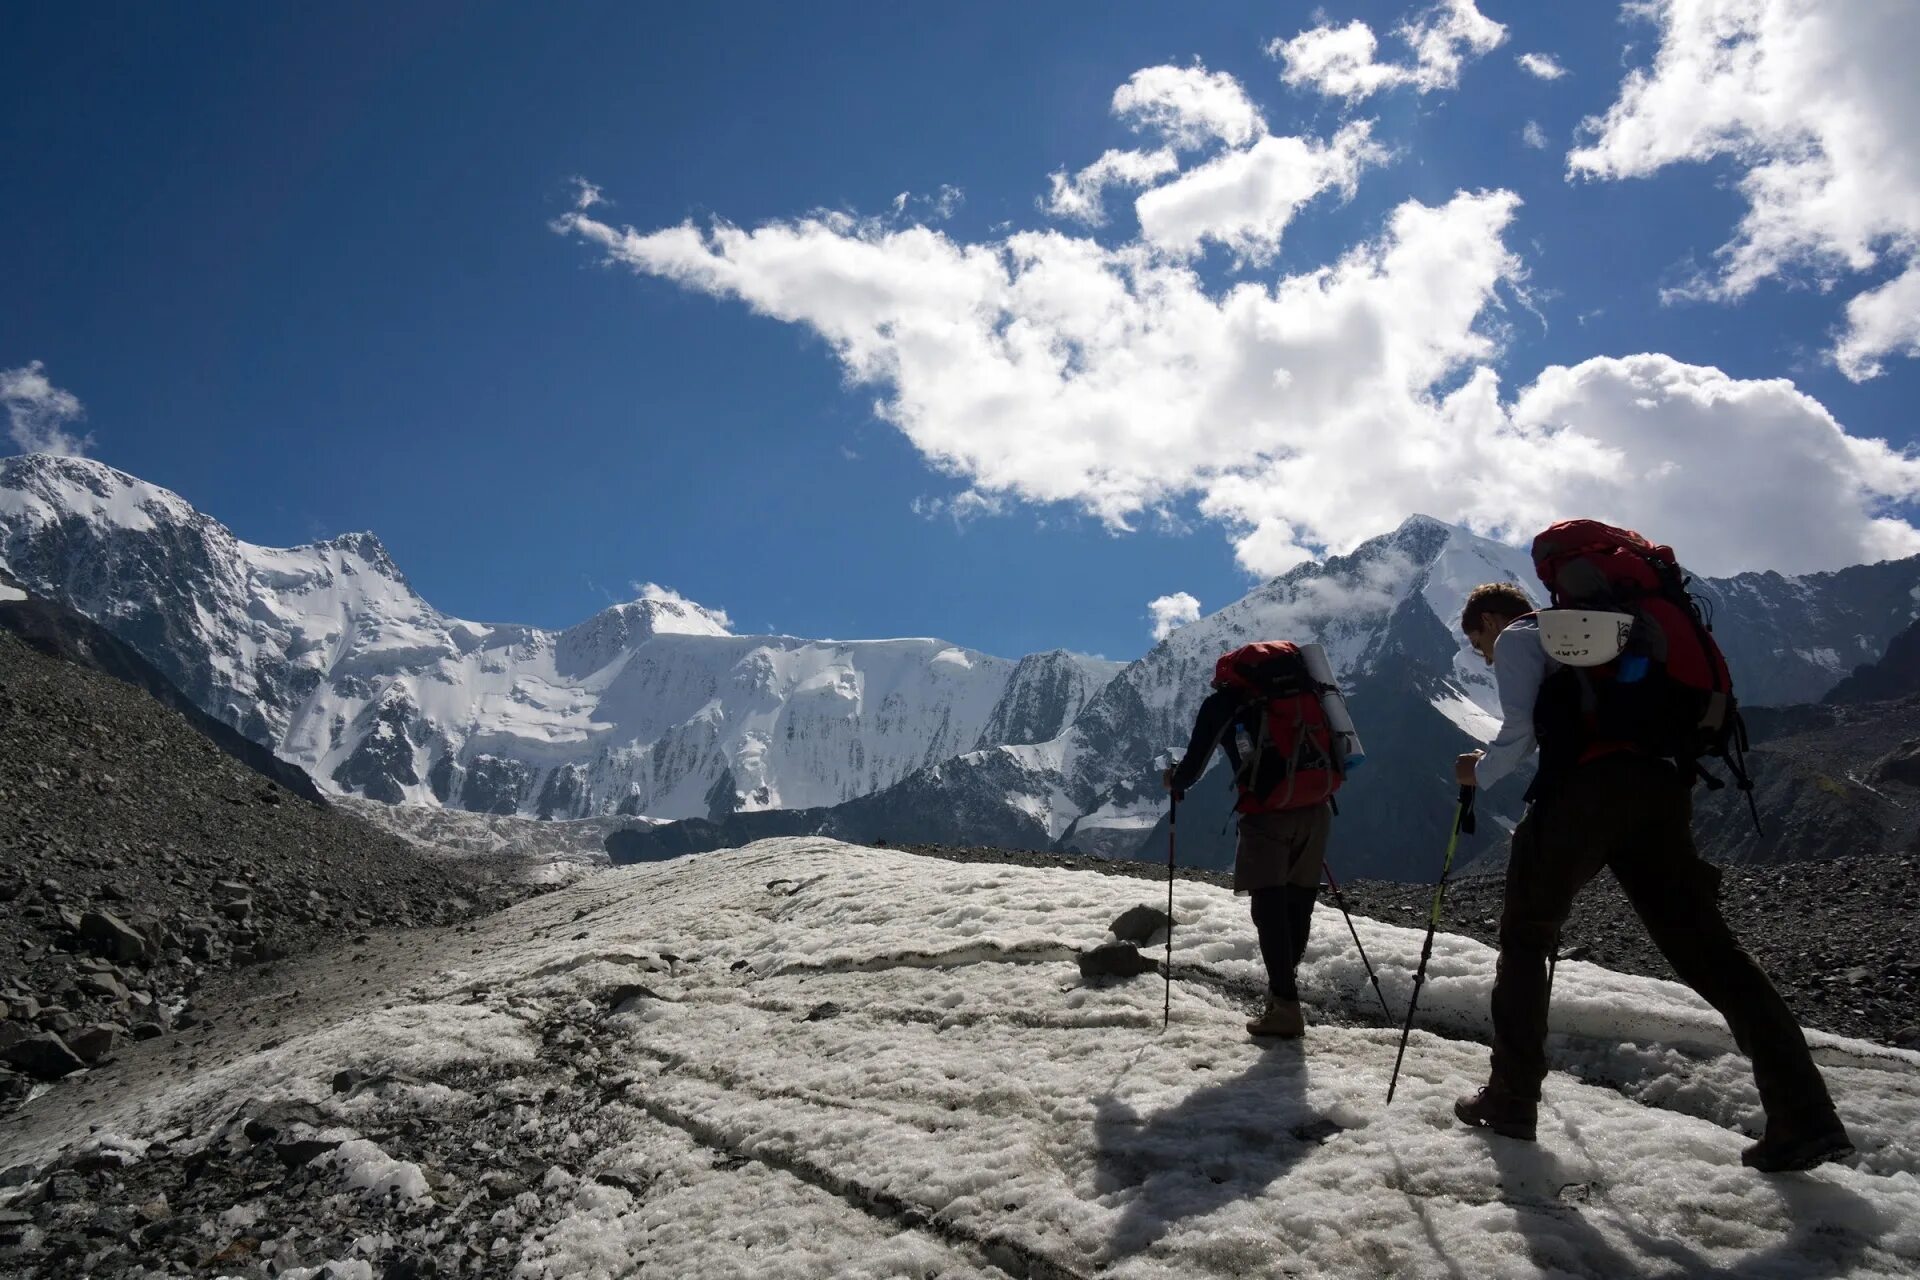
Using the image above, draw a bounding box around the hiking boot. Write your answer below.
[1246,998,1304,1038]
[1453,1083,1538,1141]
[1741,1116,1854,1173]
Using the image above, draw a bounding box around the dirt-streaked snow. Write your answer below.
[8,840,1916,1278]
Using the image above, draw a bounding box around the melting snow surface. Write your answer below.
[24,841,1919,1278]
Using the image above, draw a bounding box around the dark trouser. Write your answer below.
[1489,754,1837,1126]
[1250,885,1319,1002]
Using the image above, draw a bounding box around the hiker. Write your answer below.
[1162,642,1350,1039]
[1449,530,1853,1174]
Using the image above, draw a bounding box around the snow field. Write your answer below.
[32,840,1920,1278]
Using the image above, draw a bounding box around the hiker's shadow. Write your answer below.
[1484,1120,1888,1278]
[1094,1040,1331,1262]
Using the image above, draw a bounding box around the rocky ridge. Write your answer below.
[0,628,540,1111]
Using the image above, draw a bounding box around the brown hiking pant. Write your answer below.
[1489,754,1837,1126]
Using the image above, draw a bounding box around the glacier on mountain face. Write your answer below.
[0,454,1116,820]
[6,452,1919,866]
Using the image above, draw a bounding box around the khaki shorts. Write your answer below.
[1234,804,1331,892]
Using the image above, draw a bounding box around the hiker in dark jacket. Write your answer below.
[1162,663,1333,1040]
[1450,581,1852,1173]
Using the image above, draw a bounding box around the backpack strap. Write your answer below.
[1231,700,1268,793]
[1269,707,1309,810]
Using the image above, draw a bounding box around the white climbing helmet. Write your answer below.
[1537,608,1635,667]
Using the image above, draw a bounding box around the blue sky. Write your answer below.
[4,1,1917,660]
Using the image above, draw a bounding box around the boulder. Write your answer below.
[2,1032,85,1080]
[606,984,663,1015]
[1871,739,1920,789]
[1109,904,1173,947]
[67,1025,119,1063]
[274,1137,342,1168]
[76,972,128,1003]
[78,911,149,964]
[1077,942,1161,980]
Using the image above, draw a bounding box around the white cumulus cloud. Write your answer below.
[1044,148,1180,226]
[1043,63,1278,229]
[1,361,90,458]
[1569,0,1920,380]
[1521,121,1549,150]
[1148,592,1203,642]
[1272,0,1507,100]
[558,57,1920,579]
[1112,64,1268,150]
[1135,122,1387,262]
[1039,66,1385,262]
[1516,52,1568,81]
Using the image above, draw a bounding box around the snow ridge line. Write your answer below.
[765,940,1082,977]
[618,1087,1093,1280]
[733,995,1160,1033]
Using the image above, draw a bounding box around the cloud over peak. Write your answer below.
[0,362,91,458]
[1148,592,1201,642]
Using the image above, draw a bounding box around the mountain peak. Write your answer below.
[552,594,733,677]
[1397,513,1456,536]
[0,451,201,533]
[311,530,403,578]
[620,593,733,638]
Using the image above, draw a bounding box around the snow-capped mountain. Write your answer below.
[5,452,1917,878]
[727,517,1920,881]
[793,518,1540,876]
[0,454,1117,820]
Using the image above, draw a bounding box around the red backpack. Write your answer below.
[1530,520,1755,814]
[1211,642,1344,813]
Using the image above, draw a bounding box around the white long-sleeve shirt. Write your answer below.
[1472,617,1560,791]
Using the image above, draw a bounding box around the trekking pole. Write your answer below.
[1386,785,1475,1104]
[1163,793,1177,1030]
[1323,862,1392,1020]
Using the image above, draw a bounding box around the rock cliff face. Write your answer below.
[974,650,1124,749]
[1826,615,1920,705]
[0,455,1113,819]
